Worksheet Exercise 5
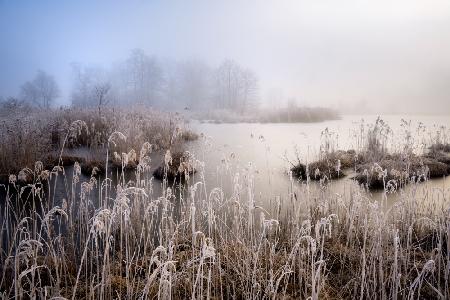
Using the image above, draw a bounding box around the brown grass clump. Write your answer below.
[429,143,450,153]
[291,150,358,181]
[80,160,105,176]
[153,150,196,182]
[292,149,450,189]
[180,129,200,142]
[352,152,449,189]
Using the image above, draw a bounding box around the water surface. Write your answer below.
[187,115,450,207]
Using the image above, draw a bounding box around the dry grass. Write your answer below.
[1,123,449,299]
[291,118,450,190]
[0,111,55,176]
[0,106,197,181]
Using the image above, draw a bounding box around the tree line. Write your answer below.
[2,49,259,114]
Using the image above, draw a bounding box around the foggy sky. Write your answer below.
[1,0,450,114]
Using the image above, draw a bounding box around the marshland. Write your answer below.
[2,1,450,300]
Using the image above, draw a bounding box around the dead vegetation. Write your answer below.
[1,118,449,299]
[1,149,448,299]
[0,105,198,183]
[153,150,197,182]
[291,118,450,190]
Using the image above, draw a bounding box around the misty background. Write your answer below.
[1,0,450,114]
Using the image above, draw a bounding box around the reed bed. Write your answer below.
[0,106,196,178]
[1,122,449,299]
[292,118,450,190]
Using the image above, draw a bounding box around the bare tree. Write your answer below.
[94,82,111,116]
[70,54,259,113]
[214,60,259,113]
[215,60,240,110]
[21,70,60,109]
[178,59,212,110]
[71,63,94,107]
[71,64,115,111]
[239,69,259,113]
[126,49,164,105]
[161,61,181,109]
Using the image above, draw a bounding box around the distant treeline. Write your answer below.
[193,106,339,123]
[71,50,259,113]
[1,49,340,121]
[0,49,259,114]
[258,106,339,123]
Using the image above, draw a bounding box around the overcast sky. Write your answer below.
[1,0,450,113]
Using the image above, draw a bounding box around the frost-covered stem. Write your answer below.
[72,228,92,300]
[360,214,368,300]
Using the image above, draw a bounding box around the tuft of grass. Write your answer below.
[153,150,196,182]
